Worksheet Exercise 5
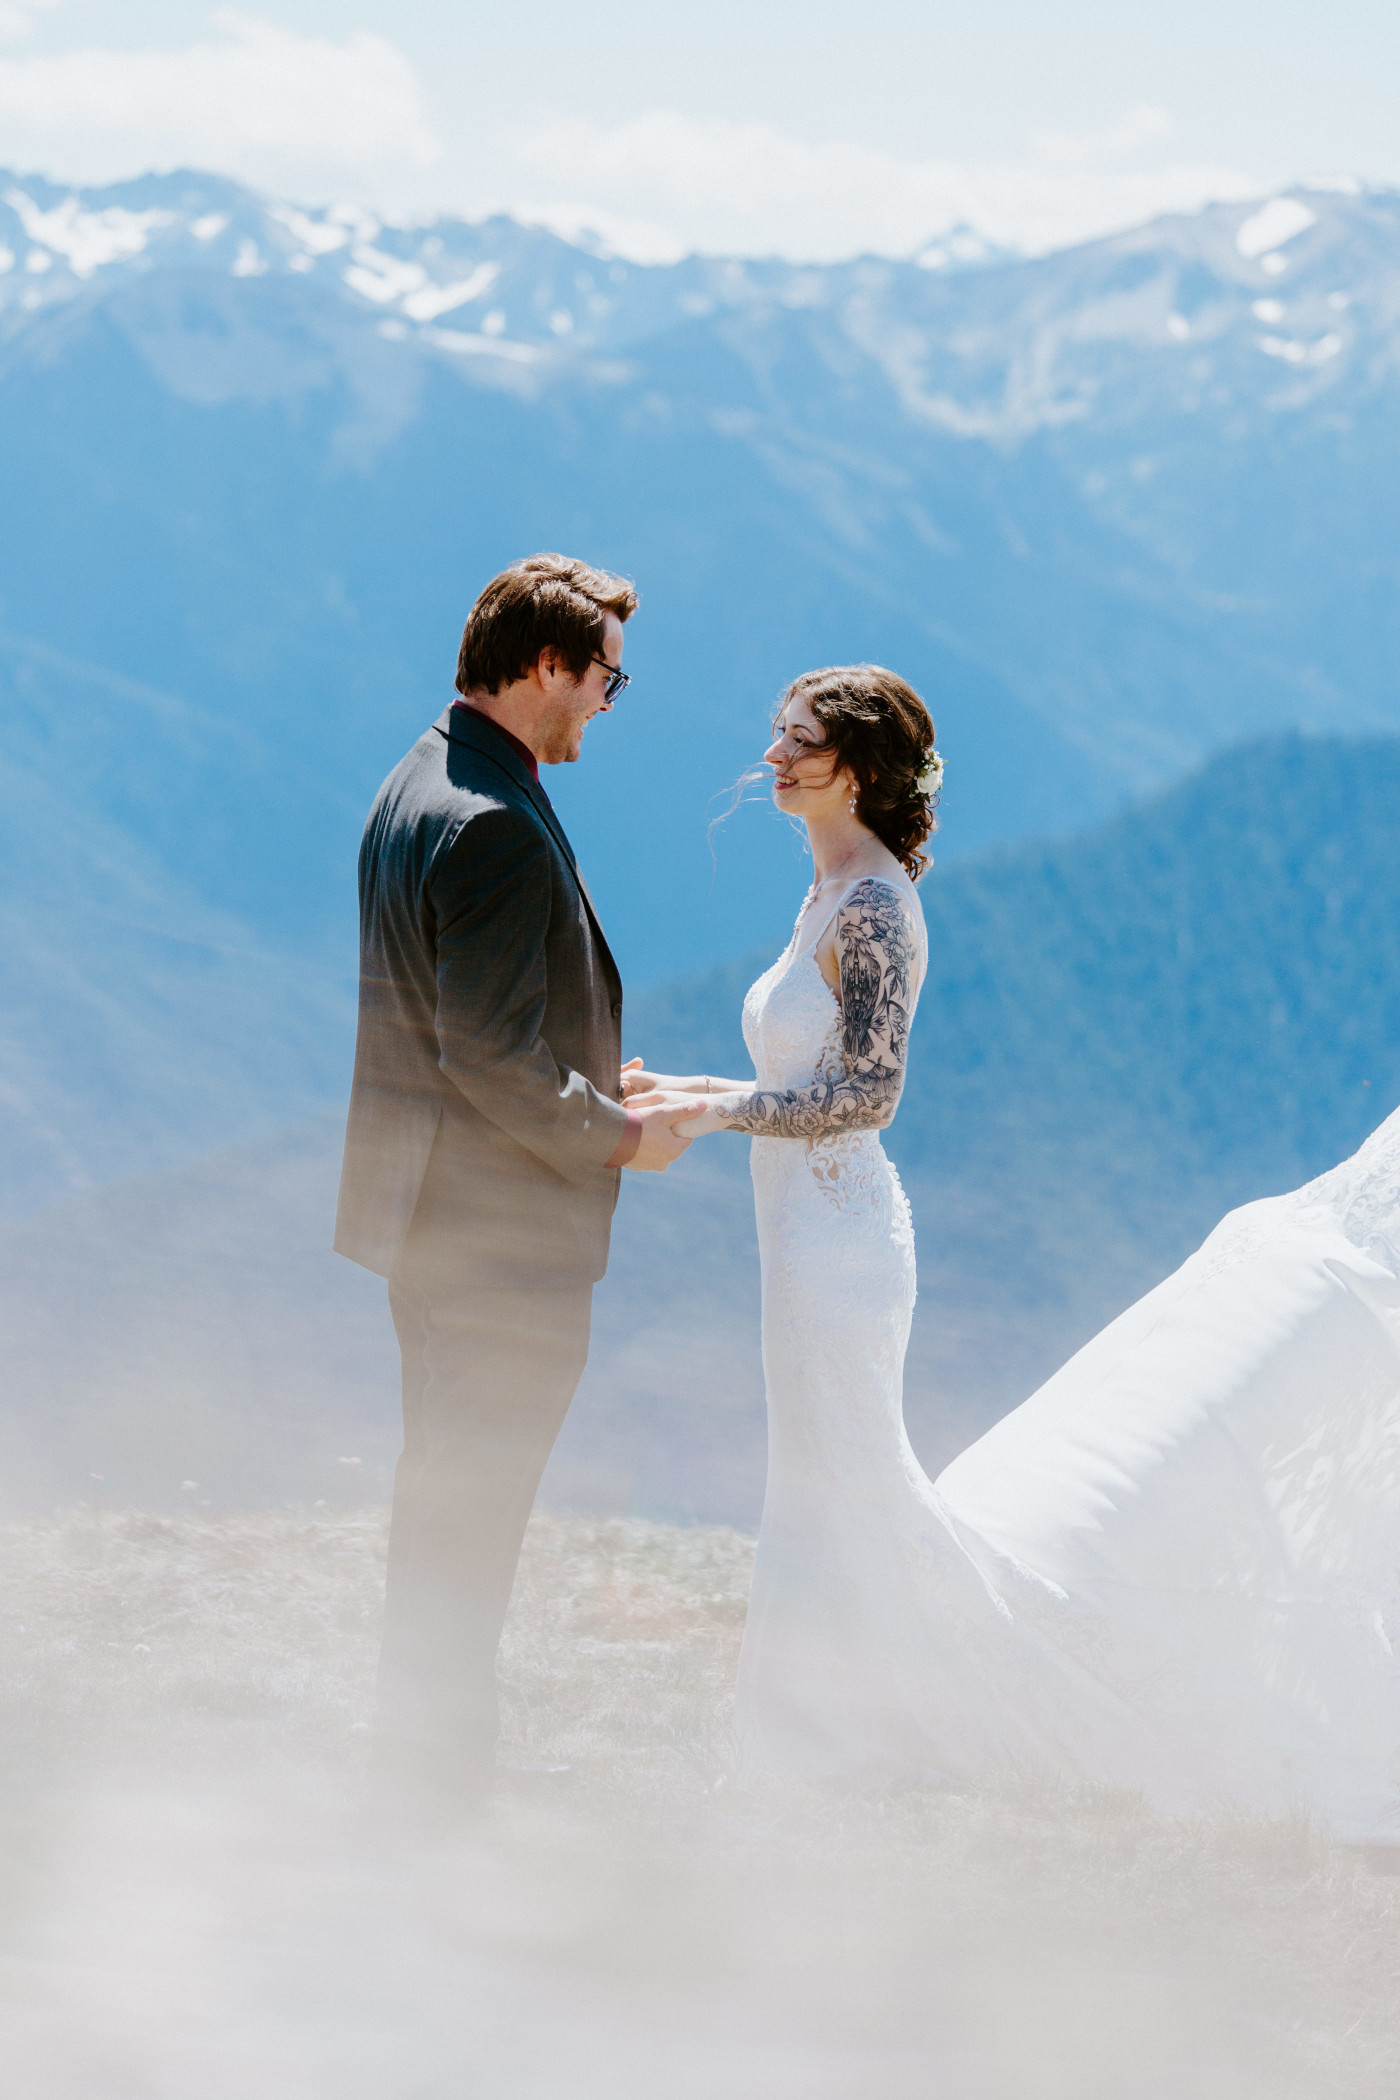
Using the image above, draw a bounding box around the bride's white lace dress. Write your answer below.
[733,873,1400,1842]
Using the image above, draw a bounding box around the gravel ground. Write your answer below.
[0,1504,1397,2098]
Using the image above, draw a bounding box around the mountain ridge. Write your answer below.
[6,167,1400,1212]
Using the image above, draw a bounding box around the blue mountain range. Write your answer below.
[5,167,1400,1213]
[2,170,1398,1515]
[2,730,1394,1517]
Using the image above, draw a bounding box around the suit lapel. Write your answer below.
[518,772,580,873]
[436,707,621,988]
[519,774,620,971]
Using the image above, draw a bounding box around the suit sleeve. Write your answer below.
[429,804,629,1182]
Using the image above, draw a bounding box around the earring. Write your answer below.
[848,787,859,815]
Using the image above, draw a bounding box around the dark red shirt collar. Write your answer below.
[451,699,539,782]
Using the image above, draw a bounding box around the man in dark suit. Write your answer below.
[335,553,692,1805]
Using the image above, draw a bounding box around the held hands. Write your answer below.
[618,1056,711,1169]
[625,1096,707,1170]
[620,1055,688,1100]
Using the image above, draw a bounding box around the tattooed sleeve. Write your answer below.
[715,878,919,1139]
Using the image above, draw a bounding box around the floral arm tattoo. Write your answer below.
[715,879,918,1139]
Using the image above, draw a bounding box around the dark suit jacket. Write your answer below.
[334,705,630,1287]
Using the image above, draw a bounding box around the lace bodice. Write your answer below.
[741,941,845,1094]
[736,872,927,1128]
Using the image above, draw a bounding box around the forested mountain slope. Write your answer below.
[4,734,1395,1519]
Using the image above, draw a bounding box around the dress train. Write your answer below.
[735,879,1400,1841]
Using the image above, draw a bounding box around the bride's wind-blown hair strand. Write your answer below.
[708,665,941,877]
[705,761,776,871]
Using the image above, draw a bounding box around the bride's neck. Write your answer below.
[806,810,872,885]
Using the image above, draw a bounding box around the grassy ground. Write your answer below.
[1,1505,1397,2097]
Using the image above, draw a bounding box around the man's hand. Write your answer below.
[625,1097,705,1171]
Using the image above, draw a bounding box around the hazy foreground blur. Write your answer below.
[2,1503,1397,2098]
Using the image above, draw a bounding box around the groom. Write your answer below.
[335,552,691,1804]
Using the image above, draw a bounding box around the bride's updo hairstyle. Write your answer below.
[782,664,939,879]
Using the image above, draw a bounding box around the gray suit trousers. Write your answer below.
[376,1261,592,1771]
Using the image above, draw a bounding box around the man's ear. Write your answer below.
[532,646,560,689]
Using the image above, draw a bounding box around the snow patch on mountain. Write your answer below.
[3,184,173,275]
[1236,197,1318,258]
[1,171,1392,448]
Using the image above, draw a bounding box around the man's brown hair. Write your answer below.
[455,553,638,696]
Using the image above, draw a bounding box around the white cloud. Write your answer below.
[1029,105,1176,172]
[0,12,1268,265]
[0,11,440,190]
[490,107,1264,263]
[0,0,63,43]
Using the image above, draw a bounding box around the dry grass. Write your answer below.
[1,1504,1398,2097]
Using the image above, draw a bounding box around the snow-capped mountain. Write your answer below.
[5,168,1399,825]
[0,171,1376,395]
[5,167,1400,1218]
[0,173,1010,355]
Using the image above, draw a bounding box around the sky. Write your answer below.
[0,2,1397,260]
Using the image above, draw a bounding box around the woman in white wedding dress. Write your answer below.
[626,666,1400,1844]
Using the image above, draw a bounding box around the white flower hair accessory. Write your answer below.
[916,749,944,798]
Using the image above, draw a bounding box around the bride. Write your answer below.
[625,665,1400,1844]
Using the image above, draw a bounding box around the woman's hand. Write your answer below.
[628,1087,729,1138]
[627,1087,713,1135]
[621,1056,670,1099]
[620,1056,707,1100]
[621,1057,756,1102]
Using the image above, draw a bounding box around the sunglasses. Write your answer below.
[592,656,631,703]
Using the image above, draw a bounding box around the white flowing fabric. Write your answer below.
[734,878,1400,1842]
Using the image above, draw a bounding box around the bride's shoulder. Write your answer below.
[842,853,923,910]
[836,868,924,945]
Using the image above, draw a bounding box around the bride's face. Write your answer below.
[765,697,852,818]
